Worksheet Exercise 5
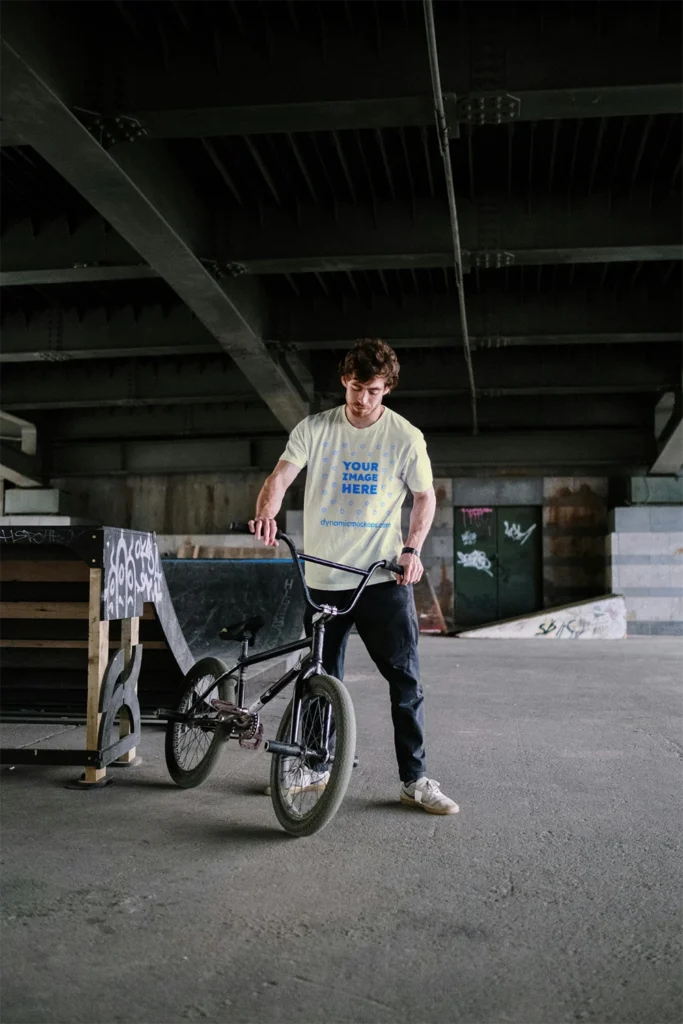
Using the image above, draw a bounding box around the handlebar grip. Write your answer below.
[384,560,405,576]
[228,521,255,535]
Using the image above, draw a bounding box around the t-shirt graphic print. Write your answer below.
[280,405,433,590]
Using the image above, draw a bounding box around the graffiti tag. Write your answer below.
[461,530,477,546]
[457,549,494,577]
[504,521,537,545]
[462,507,493,525]
[536,617,585,639]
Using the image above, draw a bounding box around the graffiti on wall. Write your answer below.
[457,549,494,577]
[462,508,493,526]
[458,596,627,639]
[461,530,477,546]
[503,521,537,546]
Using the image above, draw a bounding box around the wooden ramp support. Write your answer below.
[0,526,192,785]
[86,567,109,784]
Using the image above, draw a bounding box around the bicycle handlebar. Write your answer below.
[228,521,404,617]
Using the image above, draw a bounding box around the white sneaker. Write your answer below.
[400,777,459,815]
[264,768,330,798]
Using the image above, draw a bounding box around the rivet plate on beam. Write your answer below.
[456,92,521,125]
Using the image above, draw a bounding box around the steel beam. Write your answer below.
[0,213,157,291]
[278,291,682,347]
[0,266,158,286]
[221,245,681,276]
[47,430,655,478]
[1,8,677,146]
[311,344,680,399]
[43,394,652,443]
[2,307,680,364]
[0,442,42,486]
[650,391,683,475]
[216,195,682,273]
[175,86,683,135]
[499,84,683,122]
[3,197,679,285]
[49,437,286,477]
[0,307,217,362]
[46,404,284,441]
[0,411,37,455]
[295,333,683,351]
[98,4,682,134]
[1,357,256,410]
[0,10,307,431]
[131,96,449,138]
[3,345,678,411]
[424,430,655,474]
[120,85,683,139]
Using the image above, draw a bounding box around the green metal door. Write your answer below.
[454,506,542,628]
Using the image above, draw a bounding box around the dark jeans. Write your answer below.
[305,581,426,784]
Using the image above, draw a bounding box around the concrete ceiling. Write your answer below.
[0,0,681,477]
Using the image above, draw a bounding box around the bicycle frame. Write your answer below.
[164,529,402,751]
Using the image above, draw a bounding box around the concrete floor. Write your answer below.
[1,637,681,1024]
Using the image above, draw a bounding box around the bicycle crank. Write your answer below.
[210,699,263,749]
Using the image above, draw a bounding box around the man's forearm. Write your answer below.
[255,473,287,520]
[405,489,436,551]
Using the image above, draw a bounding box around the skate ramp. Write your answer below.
[457,594,627,639]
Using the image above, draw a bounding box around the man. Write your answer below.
[250,338,458,815]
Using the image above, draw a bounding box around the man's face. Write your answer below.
[342,374,390,419]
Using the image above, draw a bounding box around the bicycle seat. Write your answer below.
[218,614,265,646]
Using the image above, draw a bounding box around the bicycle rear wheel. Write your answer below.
[270,673,356,838]
[165,656,231,788]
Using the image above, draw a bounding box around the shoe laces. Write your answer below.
[420,777,442,795]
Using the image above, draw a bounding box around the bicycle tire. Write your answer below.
[165,656,230,788]
[270,673,356,838]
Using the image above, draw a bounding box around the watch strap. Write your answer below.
[401,546,420,557]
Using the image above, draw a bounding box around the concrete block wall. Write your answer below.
[38,473,608,623]
[607,506,683,635]
[50,473,306,533]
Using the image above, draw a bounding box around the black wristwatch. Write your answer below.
[402,546,421,557]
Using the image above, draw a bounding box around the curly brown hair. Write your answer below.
[338,338,400,391]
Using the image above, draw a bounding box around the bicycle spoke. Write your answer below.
[276,692,335,820]
[172,677,219,772]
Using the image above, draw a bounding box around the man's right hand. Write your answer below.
[249,517,279,546]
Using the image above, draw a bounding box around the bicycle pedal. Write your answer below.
[239,722,264,751]
[210,699,241,714]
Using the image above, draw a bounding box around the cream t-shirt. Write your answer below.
[280,405,433,590]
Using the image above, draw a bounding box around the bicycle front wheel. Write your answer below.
[270,673,356,838]
[165,656,231,788]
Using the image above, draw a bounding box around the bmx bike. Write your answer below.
[157,523,404,837]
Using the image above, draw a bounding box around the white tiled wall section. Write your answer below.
[607,531,683,627]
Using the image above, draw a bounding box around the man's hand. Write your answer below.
[396,551,423,586]
[250,461,302,548]
[249,517,279,547]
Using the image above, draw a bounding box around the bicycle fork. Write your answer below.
[263,615,332,762]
